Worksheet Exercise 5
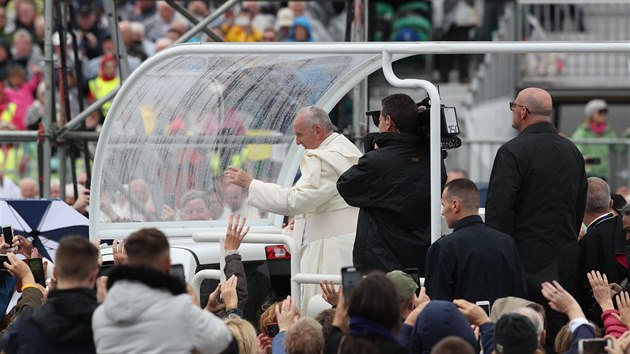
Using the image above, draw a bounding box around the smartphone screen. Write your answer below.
[404,268,421,286]
[170,264,185,283]
[266,323,280,337]
[341,266,362,303]
[476,300,491,316]
[28,258,46,286]
[579,338,611,354]
[2,225,13,243]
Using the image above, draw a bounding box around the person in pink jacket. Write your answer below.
[5,64,42,130]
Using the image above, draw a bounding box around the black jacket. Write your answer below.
[337,132,446,274]
[424,215,527,304]
[575,214,627,319]
[485,122,587,303]
[1,288,98,354]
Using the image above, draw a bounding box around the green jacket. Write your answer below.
[572,123,626,179]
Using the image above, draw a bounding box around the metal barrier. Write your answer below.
[448,137,630,189]
[515,0,630,91]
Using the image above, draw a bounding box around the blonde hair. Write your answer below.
[224,316,257,354]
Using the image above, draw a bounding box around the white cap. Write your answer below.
[276,7,295,27]
[584,99,607,117]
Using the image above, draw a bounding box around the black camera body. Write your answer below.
[366,97,462,153]
[416,97,462,151]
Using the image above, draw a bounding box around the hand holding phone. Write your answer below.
[578,338,612,354]
[2,225,16,252]
[265,323,280,337]
[475,300,491,316]
[28,258,46,287]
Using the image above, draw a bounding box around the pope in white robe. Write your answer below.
[225,106,362,310]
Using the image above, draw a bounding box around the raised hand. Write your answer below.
[612,291,630,328]
[276,295,300,332]
[319,280,338,306]
[587,270,614,311]
[225,214,249,251]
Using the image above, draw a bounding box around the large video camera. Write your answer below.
[366,96,462,151]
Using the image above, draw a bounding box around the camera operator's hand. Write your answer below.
[4,252,36,288]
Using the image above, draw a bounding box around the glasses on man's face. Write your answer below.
[509,101,530,114]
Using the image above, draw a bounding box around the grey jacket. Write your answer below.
[92,266,232,354]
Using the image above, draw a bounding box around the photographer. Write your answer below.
[337,93,446,274]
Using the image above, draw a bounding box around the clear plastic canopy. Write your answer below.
[91,43,379,235]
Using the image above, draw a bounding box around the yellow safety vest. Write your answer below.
[0,145,24,183]
[1,103,17,125]
[88,76,120,117]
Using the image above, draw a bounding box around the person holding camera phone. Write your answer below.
[424,178,527,304]
[337,93,446,275]
[92,228,235,354]
[1,237,100,353]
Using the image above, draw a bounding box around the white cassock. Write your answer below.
[248,133,362,310]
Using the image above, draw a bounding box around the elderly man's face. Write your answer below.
[181,198,210,221]
[293,114,319,149]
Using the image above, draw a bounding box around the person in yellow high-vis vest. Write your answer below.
[88,53,120,118]
[0,144,25,184]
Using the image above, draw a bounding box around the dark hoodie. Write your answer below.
[0,288,98,354]
[399,301,494,354]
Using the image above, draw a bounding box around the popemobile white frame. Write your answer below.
[90,41,630,308]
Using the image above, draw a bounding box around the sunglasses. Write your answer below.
[509,101,530,114]
[366,110,380,126]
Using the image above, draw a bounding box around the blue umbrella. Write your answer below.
[0,199,89,262]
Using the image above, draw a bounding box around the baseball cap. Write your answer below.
[386,270,418,302]
[584,99,608,117]
[494,313,538,354]
[276,8,295,27]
